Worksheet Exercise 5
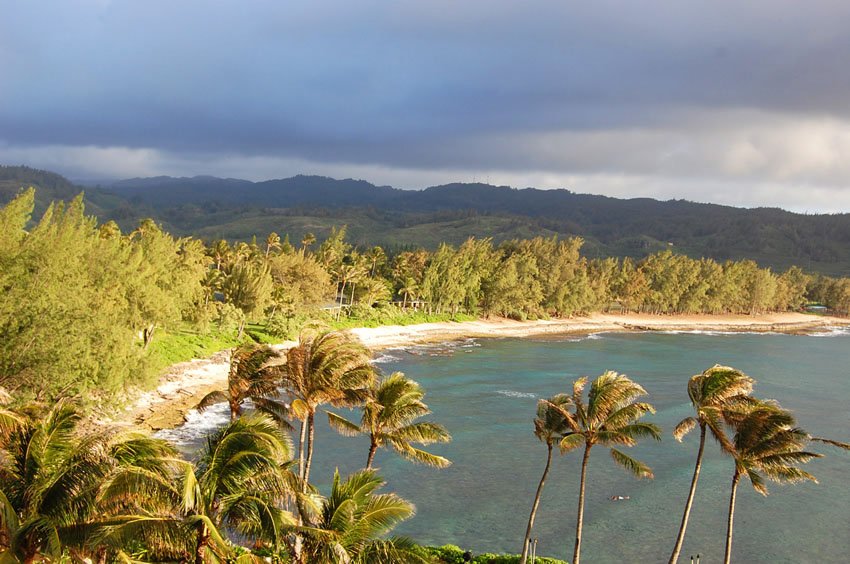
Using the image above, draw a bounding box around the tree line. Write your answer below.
[2,189,849,406]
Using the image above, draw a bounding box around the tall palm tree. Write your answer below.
[722,403,821,564]
[280,330,374,489]
[197,343,290,426]
[668,365,754,564]
[327,372,451,470]
[519,394,573,564]
[547,371,661,564]
[299,468,429,563]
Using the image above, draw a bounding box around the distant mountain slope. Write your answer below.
[103,173,850,272]
[0,165,119,218]
[2,166,849,276]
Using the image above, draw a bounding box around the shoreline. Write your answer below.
[120,312,849,432]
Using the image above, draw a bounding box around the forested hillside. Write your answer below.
[2,165,850,275]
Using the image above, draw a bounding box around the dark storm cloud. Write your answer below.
[2,1,850,210]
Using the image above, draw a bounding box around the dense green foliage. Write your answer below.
[2,187,849,408]
[0,190,206,403]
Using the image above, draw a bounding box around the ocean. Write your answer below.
[158,328,850,562]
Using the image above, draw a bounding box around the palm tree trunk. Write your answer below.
[573,444,591,564]
[723,469,741,564]
[366,437,378,469]
[669,423,707,564]
[303,412,316,486]
[724,471,741,564]
[195,522,210,564]
[337,280,347,321]
[520,443,553,564]
[229,398,241,422]
[297,419,307,489]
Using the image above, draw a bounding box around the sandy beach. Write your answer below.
[122,312,849,431]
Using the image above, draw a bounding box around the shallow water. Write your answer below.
[160,330,850,563]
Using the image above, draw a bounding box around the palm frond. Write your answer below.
[673,417,698,442]
[197,391,229,412]
[327,411,363,437]
[609,448,654,479]
[810,436,850,450]
[558,432,585,453]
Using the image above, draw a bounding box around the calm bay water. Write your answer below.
[159,329,850,563]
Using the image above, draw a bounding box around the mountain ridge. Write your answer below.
[3,165,850,276]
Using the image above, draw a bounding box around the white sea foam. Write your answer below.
[371,352,403,364]
[154,402,231,446]
[807,326,850,337]
[496,390,537,399]
[658,329,782,336]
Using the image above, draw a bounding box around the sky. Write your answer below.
[2,1,850,213]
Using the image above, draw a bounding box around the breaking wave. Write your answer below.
[496,390,537,399]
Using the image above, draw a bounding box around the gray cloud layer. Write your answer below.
[2,1,850,211]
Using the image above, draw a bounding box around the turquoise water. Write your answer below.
[163,330,850,562]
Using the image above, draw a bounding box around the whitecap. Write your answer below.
[496,390,537,399]
[371,352,403,364]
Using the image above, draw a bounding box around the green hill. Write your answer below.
[2,165,849,275]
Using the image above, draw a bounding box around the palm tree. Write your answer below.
[301,232,316,254]
[327,371,451,470]
[400,277,418,309]
[98,414,298,563]
[722,403,821,564]
[197,343,290,426]
[0,401,113,563]
[0,388,21,436]
[209,239,231,271]
[668,365,754,564]
[0,404,184,563]
[299,468,428,563]
[91,433,192,562]
[190,414,297,562]
[280,330,374,489]
[265,232,282,259]
[547,371,661,564]
[520,394,573,564]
